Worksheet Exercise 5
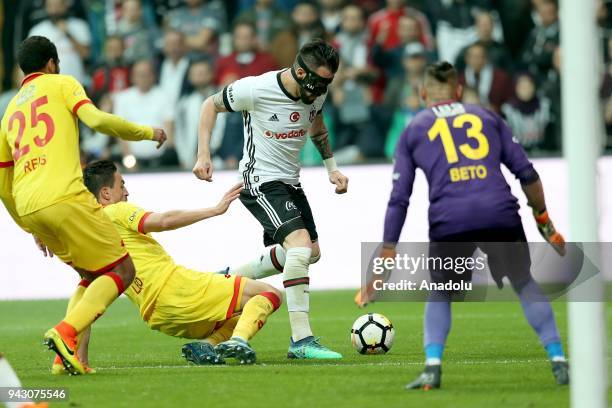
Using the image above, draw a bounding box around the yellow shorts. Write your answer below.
[20,190,128,272]
[147,266,247,339]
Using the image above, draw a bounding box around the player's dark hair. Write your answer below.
[83,160,118,197]
[297,39,340,74]
[17,36,59,75]
[425,61,458,84]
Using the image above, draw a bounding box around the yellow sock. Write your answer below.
[205,316,239,345]
[232,293,281,341]
[66,280,89,346]
[63,273,123,333]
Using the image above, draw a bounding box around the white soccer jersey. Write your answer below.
[222,70,326,189]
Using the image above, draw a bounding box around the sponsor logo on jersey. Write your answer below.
[16,85,35,106]
[268,114,279,122]
[264,129,307,140]
[228,86,235,103]
[290,111,300,122]
[285,201,298,211]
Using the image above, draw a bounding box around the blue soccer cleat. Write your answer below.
[287,336,342,359]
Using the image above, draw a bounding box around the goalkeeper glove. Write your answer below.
[533,209,566,256]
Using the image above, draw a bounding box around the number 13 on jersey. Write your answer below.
[428,113,489,182]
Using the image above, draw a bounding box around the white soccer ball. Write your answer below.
[350,313,395,354]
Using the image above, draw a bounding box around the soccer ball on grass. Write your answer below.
[350,313,395,354]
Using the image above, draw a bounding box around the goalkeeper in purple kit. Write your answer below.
[365,62,569,389]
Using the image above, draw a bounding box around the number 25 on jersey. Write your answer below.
[8,95,55,171]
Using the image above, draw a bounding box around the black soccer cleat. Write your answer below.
[215,337,257,365]
[551,360,570,385]
[182,342,225,365]
[406,365,442,390]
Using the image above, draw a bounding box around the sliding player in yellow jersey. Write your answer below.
[46,160,283,369]
[0,36,166,375]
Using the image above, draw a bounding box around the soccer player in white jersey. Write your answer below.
[193,39,349,359]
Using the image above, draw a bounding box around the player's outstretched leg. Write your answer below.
[44,257,135,375]
[515,278,569,385]
[407,291,451,390]
[51,279,97,375]
[225,245,285,279]
[215,280,282,364]
[283,231,342,359]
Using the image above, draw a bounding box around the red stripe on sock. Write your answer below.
[260,291,281,311]
[78,279,91,288]
[104,272,125,294]
[283,277,309,288]
[226,276,242,319]
[270,247,283,272]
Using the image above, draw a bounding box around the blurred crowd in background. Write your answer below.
[0,0,611,172]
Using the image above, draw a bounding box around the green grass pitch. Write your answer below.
[1,290,610,407]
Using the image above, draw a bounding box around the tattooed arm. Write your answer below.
[309,112,334,160]
[310,112,349,194]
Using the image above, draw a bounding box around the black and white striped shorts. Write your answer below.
[239,181,318,246]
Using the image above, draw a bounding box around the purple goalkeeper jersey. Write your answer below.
[383,101,539,242]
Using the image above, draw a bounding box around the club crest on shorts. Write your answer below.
[285,201,298,211]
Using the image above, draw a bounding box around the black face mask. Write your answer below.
[291,55,333,103]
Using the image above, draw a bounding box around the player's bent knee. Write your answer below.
[283,229,312,249]
[310,252,321,264]
[259,289,282,311]
[114,256,136,287]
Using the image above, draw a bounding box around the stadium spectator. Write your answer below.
[164,0,227,55]
[319,0,346,36]
[81,93,115,162]
[425,0,497,64]
[520,0,559,83]
[234,0,291,49]
[371,14,433,78]
[90,35,131,102]
[114,60,176,169]
[540,45,562,151]
[174,58,227,169]
[28,0,92,84]
[454,11,513,72]
[215,21,279,86]
[367,0,434,51]
[502,73,550,151]
[0,67,23,119]
[115,0,159,64]
[292,1,328,48]
[159,30,190,106]
[331,4,378,162]
[459,42,513,113]
[383,42,426,158]
[234,0,296,67]
[236,0,299,14]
